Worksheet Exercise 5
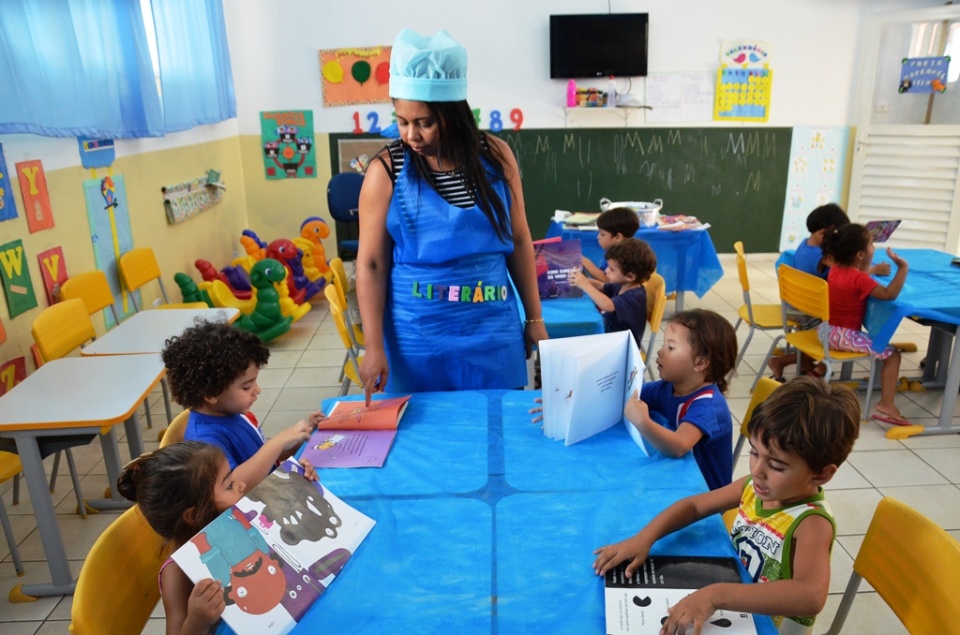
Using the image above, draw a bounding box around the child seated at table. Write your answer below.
[622,309,737,490]
[118,442,242,634]
[570,238,656,346]
[770,204,891,380]
[161,319,324,489]
[581,206,640,283]
[820,223,912,426]
[594,376,860,634]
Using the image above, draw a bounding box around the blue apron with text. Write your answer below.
[383,154,526,392]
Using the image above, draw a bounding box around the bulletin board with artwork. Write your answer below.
[320,46,391,107]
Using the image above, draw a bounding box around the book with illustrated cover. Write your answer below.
[170,461,375,635]
[539,330,647,449]
[605,556,757,635]
[534,239,584,299]
[299,395,412,468]
[864,219,901,244]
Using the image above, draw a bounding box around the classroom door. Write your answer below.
[848,4,960,254]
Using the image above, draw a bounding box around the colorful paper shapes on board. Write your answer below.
[100,176,119,209]
[375,61,389,85]
[899,56,950,94]
[0,239,39,317]
[260,111,317,180]
[15,160,55,233]
[322,60,344,83]
[77,137,116,169]
[0,357,26,397]
[0,144,18,222]
[37,246,68,305]
[349,154,368,172]
[352,60,371,85]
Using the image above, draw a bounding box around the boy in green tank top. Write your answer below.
[593,376,860,634]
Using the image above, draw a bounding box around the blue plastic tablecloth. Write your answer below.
[546,221,725,298]
[540,295,605,340]
[294,390,777,635]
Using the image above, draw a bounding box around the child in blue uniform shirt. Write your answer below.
[571,237,657,346]
[581,206,640,283]
[162,320,324,490]
[623,309,738,490]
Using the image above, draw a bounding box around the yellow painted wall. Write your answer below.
[240,133,335,242]
[0,135,250,370]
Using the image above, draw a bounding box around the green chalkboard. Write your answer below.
[502,127,792,253]
[329,127,792,253]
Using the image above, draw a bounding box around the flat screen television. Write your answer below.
[549,13,649,79]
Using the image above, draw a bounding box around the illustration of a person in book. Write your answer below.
[192,508,287,615]
[313,433,347,451]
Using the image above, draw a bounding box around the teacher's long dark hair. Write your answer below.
[401,100,513,243]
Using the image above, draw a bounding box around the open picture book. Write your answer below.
[539,330,647,449]
[299,395,412,468]
[170,460,375,635]
[605,556,757,635]
[533,238,584,300]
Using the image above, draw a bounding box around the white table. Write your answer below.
[0,355,166,599]
[81,307,239,423]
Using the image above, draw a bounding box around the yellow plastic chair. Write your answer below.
[732,241,796,374]
[823,497,960,634]
[118,247,208,311]
[329,257,364,348]
[753,265,877,417]
[642,272,667,381]
[158,410,189,448]
[59,270,121,328]
[731,376,782,474]
[31,299,94,516]
[68,505,171,635]
[0,451,25,576]
[324,284,363,396]
[61,270,162,428]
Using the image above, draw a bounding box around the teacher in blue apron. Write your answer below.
[357,28,548,399]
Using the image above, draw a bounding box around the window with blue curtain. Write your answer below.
[0,0,235,138]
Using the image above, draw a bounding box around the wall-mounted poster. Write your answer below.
[0,144,18,222]
[898,56,950,93]
[0,357,26,396]
[83,176,137,327]
[261,111,316,180]
[0,239,39,317]
[37,246,68,305]
[15,159,55,233]
[320,45,391,107]
[714,40,772,123]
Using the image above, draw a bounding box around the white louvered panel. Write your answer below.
[849,125,960,253]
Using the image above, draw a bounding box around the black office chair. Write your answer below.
[327,172,364,261]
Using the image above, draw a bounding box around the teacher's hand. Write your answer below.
[359,347,388,406]
[524,320,549,358]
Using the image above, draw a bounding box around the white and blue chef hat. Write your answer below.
[389,29,467,102]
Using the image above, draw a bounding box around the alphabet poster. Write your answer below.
[37,246,68,305]
[0,144,17,222]
[319,45,391,106]
[83,176,137,326]
[0,239,39,317]
[15,159,56,233]
[0,357,26,396]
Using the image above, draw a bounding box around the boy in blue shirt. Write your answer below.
[571,238,656,346]
[581,206,640,283]
[162,320,324,490]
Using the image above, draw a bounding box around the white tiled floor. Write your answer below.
[2,253,958,633]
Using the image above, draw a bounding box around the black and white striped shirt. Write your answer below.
[385,140,477,208]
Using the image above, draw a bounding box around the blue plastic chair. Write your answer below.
[327,172,364,260]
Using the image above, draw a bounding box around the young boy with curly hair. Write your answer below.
[161,319,324,489]
[571,237,657,345]
[595,376,861,634]
[581,206,641,283]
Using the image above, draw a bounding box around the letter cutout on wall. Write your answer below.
[15,160,55,233]
[0,144,18,222]
[0,239,39,317]
[37,246,68,305]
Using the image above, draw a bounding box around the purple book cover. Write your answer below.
[864,220,900,244]
[300,428,397,468]
[535,239,583,299]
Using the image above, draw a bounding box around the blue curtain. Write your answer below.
[150,0,236,133]
[0,0,164,138]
